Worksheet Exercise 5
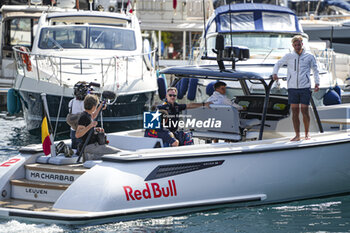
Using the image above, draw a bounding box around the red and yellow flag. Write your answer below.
[41,116,51,155]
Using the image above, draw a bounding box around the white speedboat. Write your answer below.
[11,10,157,134]
[1,45,350,225]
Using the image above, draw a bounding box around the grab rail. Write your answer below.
[12,46,157,90]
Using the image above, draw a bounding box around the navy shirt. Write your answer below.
[144,128,176,147]
[77,111,97,145]
[157,101,186,132]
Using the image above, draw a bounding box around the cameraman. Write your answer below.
[76,94,119,161]
[68,82,87,149]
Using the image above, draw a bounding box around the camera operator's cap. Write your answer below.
[74,81,88,88]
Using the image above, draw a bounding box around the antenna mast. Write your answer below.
[203,0,207,57]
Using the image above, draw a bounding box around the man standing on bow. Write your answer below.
[272,35,320,141]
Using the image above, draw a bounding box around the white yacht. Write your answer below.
[0,5,69,87]
[11,10,158,134]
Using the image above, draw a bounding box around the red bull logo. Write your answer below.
[123,180,177,201]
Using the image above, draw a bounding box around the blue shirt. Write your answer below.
[157,101,186,132]
[144,128,176,147]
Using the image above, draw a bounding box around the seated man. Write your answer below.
[206,81,244,143]
[207,81,244,110]
[144,110,179,147]
[76,94,120,161]
[158,87,210,145]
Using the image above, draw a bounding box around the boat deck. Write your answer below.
[25,163,89,174]
[0,199,88,214]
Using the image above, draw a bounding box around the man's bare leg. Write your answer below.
[291,104,301,141]
[301,104,310,140]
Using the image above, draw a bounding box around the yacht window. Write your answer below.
[39,27,86,49]
[219,12,255,32]
[8,18,32,47]
[262,12,296,32]
[89,27,136,50]
[206,33,296,57]
[38,26,136,51]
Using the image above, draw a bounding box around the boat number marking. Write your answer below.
[25,188,48,197]
[30,172,75,182]
[0,158,21,167]
[123,180,177,201]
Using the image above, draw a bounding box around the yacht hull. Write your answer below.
[18,90,154,135]
[1,132,350,225]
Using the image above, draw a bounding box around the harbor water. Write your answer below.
[1,116,350,232]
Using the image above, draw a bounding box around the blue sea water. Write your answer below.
[1,116,350,232]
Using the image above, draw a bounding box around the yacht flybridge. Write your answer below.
[1,41,350,225]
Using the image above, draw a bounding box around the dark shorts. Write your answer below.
[288,88,312,105]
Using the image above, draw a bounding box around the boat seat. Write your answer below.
[184,104,260,141]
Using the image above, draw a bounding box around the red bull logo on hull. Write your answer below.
[123,180,177,201]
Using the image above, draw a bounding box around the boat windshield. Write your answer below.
[38,26,136,50]
[206,33,308,58]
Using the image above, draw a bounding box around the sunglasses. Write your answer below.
[169,94,177,97]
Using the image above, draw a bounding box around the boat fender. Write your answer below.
[178,78,189,99]
[157,73,167,100]
[187,78,198,101]
[334,85,341,97]
[175,82,182,99]
[206,81,217,96]
[7,88,20,115]
[19,46,32,72]
[143,39,153,71]
[16,92,22,113]
[323,89,341,105]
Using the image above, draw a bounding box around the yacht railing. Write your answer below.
[12,46,157,90]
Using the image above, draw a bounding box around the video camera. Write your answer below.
[73,81,101,100]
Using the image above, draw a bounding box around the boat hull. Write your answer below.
[18,90,154,135]
[1,132,350,224]
[59,137,350,212]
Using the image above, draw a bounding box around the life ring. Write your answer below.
[19,46,32,72]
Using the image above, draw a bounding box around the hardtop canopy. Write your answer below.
[160,65,265,82]
[205,3,302,36]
